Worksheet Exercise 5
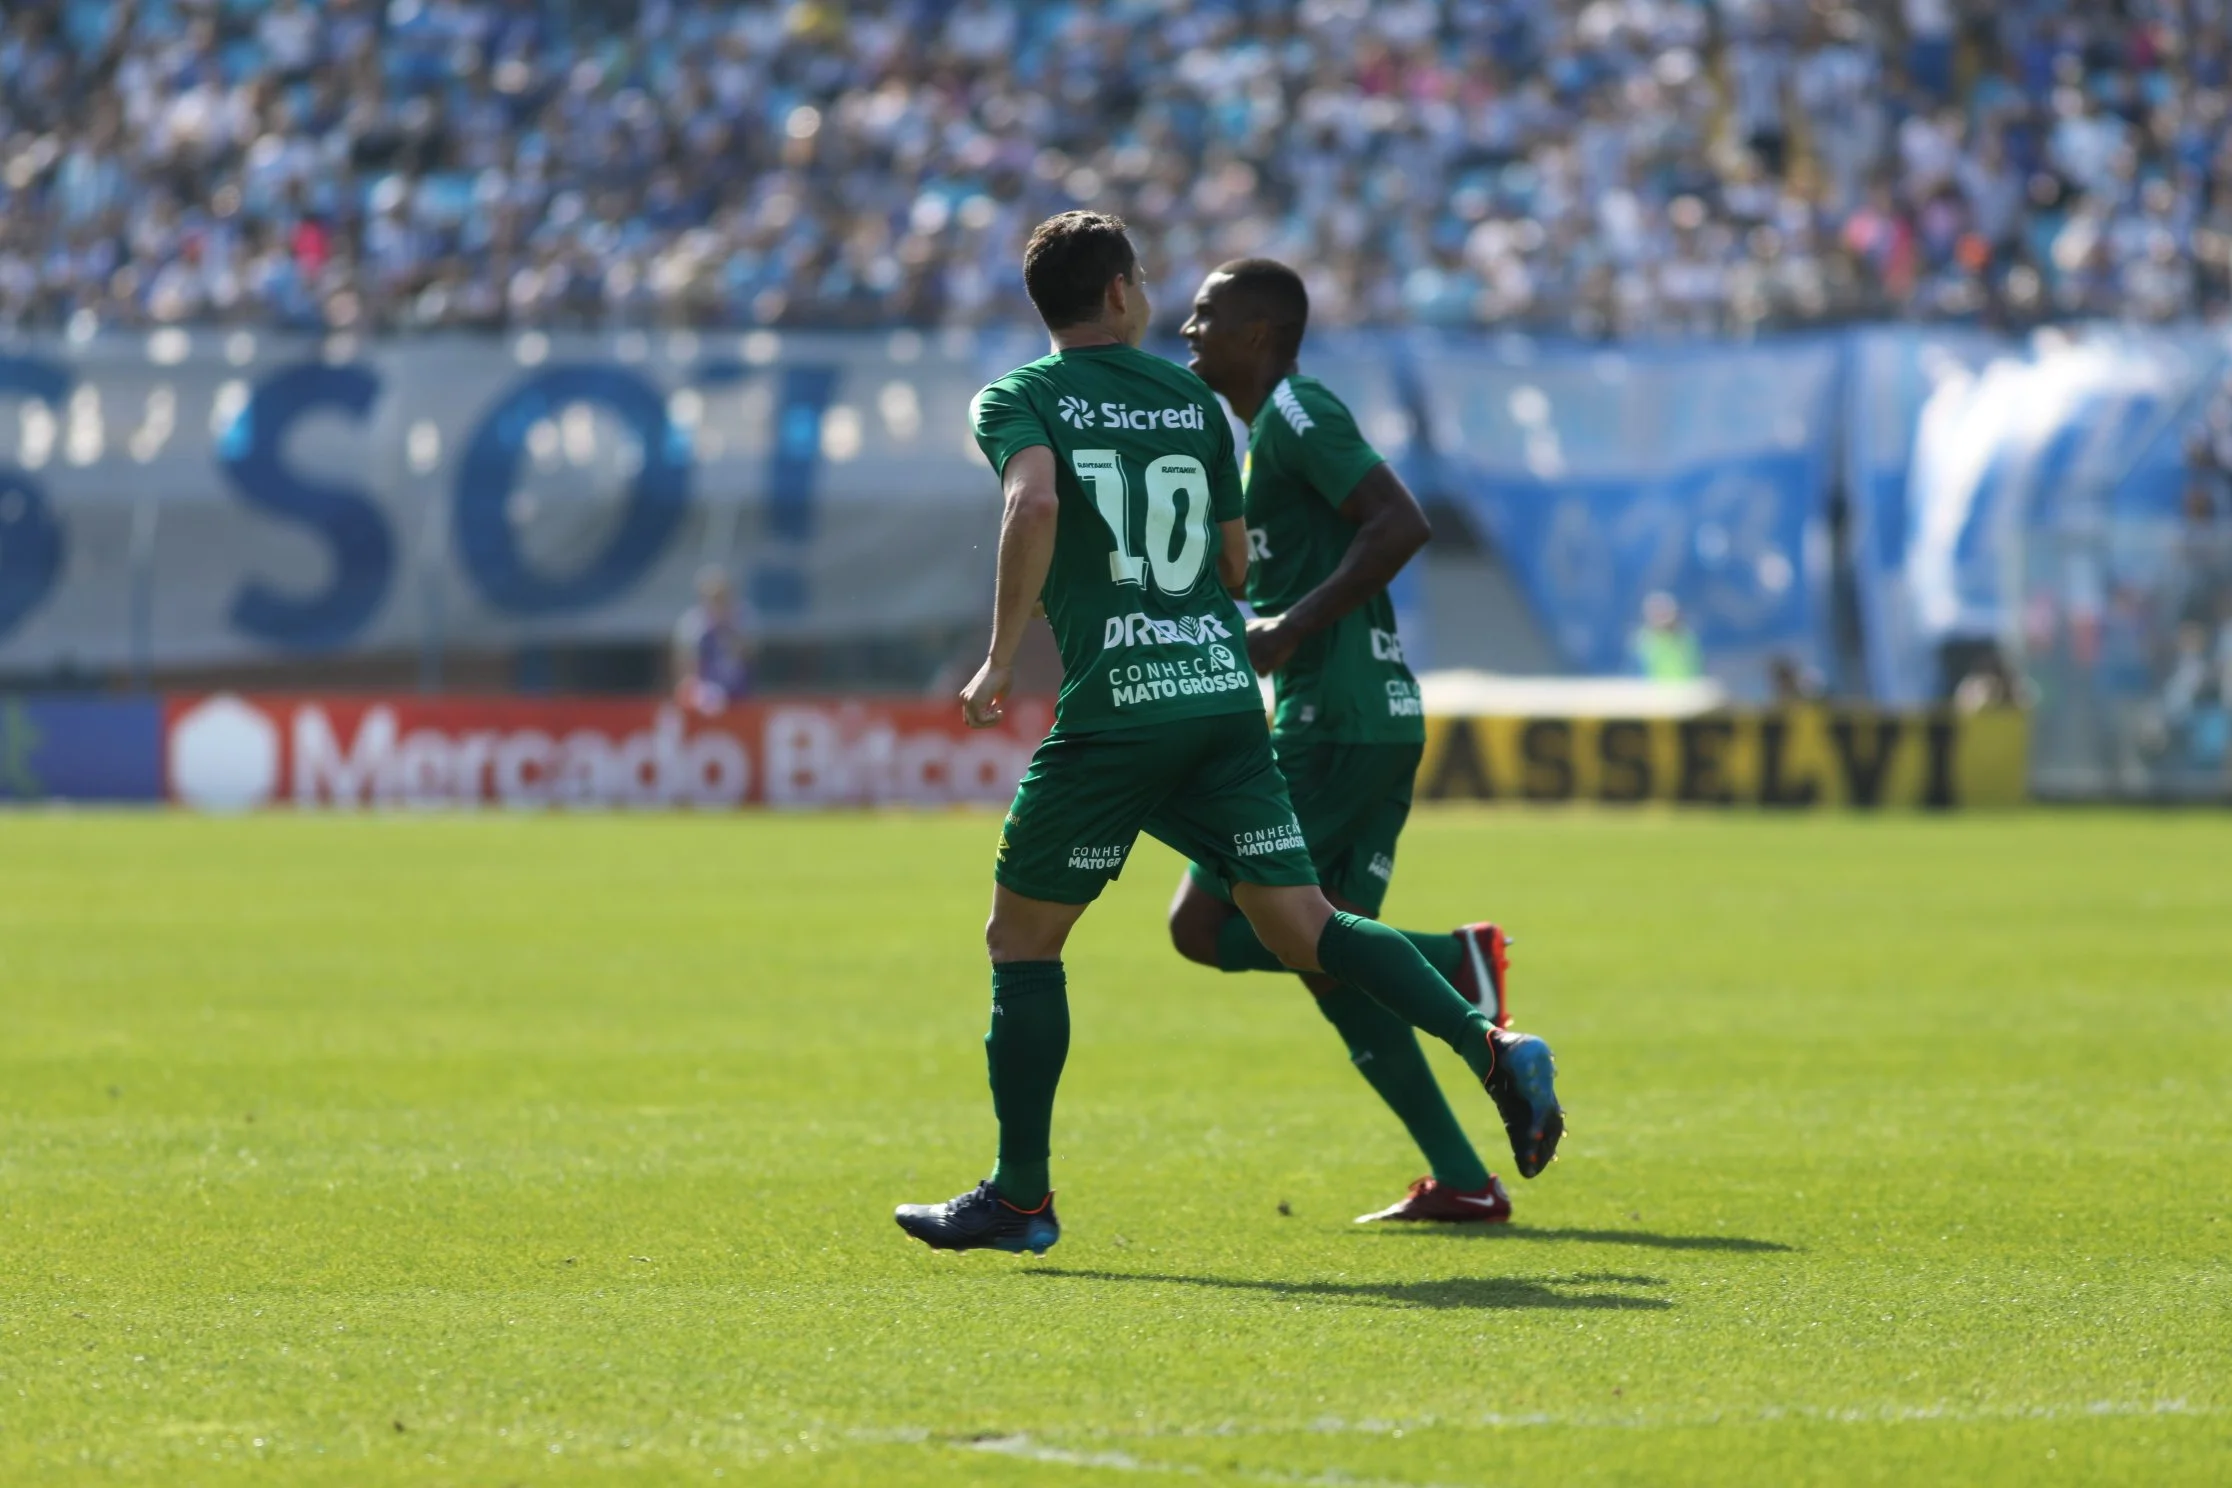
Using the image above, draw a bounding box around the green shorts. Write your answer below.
[994,711,1321,905]
[1189,737,1422,917]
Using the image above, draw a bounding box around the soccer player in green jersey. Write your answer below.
[1167,258,1522,1225]
[894,214,1563,1256]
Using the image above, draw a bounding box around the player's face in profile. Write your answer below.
[1180,274,1244,393]
[1119,262,1152,346]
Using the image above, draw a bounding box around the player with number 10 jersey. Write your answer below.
[970,346,1259,736]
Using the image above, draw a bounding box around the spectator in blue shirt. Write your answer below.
[672,566,756,715]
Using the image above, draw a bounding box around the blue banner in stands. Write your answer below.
[1404,336,1842,702]
[0,328,2226,705]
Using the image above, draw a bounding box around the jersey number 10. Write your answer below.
[1071,450,1212,595]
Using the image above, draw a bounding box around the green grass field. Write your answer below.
[3,810,2228,1486]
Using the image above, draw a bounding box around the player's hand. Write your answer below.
[960,659,1014,729]
[1246,616,1299,676]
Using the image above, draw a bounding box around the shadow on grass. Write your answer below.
[1024,1268,1673,1312]
[1357,1226,1796,1254]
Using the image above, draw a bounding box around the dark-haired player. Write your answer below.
[1170,258,1520,1225]
[894,214,1563,1256]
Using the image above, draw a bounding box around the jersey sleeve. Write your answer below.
[1277,381,1386,508]
[969,377,1049,474]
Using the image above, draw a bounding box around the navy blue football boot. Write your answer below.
[895,1181,1060,1254]
[1481,1028,1564,1178]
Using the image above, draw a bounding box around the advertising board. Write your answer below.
[160,693,1051,811]
[1417,708,2027,809]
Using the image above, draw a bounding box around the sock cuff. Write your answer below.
[1315,910,1363,968]
[991,959,1067,1002]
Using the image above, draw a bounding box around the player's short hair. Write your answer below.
[1023,211,1138,329]
[1210,257,1309,359]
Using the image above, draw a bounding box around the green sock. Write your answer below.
[1313,984,1492,1191]
[1217,911,1459,980]
[1316,912,1496,1082]
[986,960,1068,1206]
[1401,930,1462,982]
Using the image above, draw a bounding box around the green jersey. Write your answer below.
[972,344,1259,736]
[1244,374,1424,744]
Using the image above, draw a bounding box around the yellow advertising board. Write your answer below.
[1417,708,2027,809]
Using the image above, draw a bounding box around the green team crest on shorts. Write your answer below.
[1245,375,1425,745]
[972,344,1261,736]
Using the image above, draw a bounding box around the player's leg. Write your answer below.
[1294,754,1503,1216]
[1293,899,1501,1216]
[1224,881,1474,1046]
[897,731,1155,1254]
[981,883,1087,1212]
[1322,744,1513,1027]
[1170,859,1408,978]
[1148,716,1563,1177]
[1192,742,1514,1024]
[1205,915,1512,1025]
[1232,880,1562,1178]
[1195,894,1477,979]
[1169,844,1497,1209]
[1203,911,1511,1026]
[1166,865,1235,968]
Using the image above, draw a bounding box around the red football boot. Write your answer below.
[1354,1175,1513,1224]
[1451,922,1512,1029]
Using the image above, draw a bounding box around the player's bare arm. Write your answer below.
[961,443,1059,729]
[1245,464,1429,676]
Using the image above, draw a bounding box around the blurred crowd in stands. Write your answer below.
[4,0,2232,338]
[2158,386,2232,770]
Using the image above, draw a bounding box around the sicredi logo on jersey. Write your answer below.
[1057,397,1207,432]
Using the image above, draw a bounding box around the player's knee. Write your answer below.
[1169,919,1223,968]
[1251,923,1314,971]
[984,911,1035,963]
[1166,877,1233,968]
[1236,905,1311,969]
[985,897,1077,963]
[1167,904,1221,967]
[1231,883,1334,972]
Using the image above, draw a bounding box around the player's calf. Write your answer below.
[985,885,1088,963]
[1228,881,1337,972]
[1165,874,1231,968]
